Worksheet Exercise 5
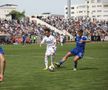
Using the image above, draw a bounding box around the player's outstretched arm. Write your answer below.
[85,40,91,43]
[80,40,91,43]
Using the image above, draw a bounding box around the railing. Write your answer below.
[35,18,72,37]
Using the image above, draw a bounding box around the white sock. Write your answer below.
[45,55,48,68]
[50,55,54,67]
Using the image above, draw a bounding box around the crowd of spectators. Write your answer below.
[0,19,45,44]
[40,16,108,41]
[0,16,108,44]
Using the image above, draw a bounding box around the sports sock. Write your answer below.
[59,59,65,65]
[51,55,54,66]
[45,55,48,68]
[74,61,78,69]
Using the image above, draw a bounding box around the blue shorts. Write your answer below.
[70,48,84,58]
[0,48,4,54]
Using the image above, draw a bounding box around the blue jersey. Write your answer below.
[75,35,87,53]
[22,35,26,40]
[70,35,87,58]
[0,46,4,54]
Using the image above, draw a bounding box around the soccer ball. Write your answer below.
[48,65,55,72]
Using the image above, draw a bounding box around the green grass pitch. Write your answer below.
[0,42,108,90]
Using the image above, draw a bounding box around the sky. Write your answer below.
[0,0,85,16]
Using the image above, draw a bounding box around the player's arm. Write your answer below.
[80,40,91,43]
[80,36,91,43]
[40,38,45,47]
[85,40,91,43]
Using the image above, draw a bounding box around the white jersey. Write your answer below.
[60,35,64,43]
[41,35,56,56]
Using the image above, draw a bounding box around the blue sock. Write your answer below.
[59,60,65,65]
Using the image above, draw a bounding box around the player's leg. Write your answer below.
[43,54,49,70]
[55,48,77,67]
[50,47,56,68]
[61,42,63,46]
[43,49,51,70]
[50,55,54,68]
[73,56,80,71]
[73,52,84,71]
[0,54,6,81]
[55,51,73,67]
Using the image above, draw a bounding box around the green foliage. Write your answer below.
[7,10,25,20]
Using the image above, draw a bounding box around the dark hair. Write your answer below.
[78,29,83,33]
[44,28,51,32]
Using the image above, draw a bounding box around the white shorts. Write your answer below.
[45,47,56,56]
[60,39,63,43]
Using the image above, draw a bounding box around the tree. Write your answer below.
[7,10,25,21]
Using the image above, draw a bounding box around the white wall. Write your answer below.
[64,0,108,20]
[0,4,17,20]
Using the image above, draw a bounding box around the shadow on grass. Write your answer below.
[55,66,66,69]
[61,67,98,71]
[55,66,67,71]
[79,67,98,70]
[55,66,98,72]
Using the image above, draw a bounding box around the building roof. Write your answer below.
[0,4,17,7]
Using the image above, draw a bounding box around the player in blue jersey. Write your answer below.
[22,33,27,45]
[55,30,89,71]
[0,47,6,81]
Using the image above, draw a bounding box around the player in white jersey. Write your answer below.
[60,34,64,46]
[40,28,56,70]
